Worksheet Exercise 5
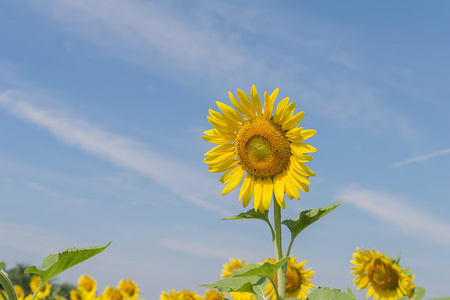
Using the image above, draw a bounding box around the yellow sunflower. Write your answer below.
[177,290,201,300]
[117,279,139,300]
[202,86,316,212]
[159,289,179,300]
[30,275,51,299]
[350,247,416,300]
[203,289,225,300]
[77,275,97,298]
[14,285,25,300]
[221,259,256,300]
[101,287,123,300]
[70,290,82,300]
[263,256,314,300]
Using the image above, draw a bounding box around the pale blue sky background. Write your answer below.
[1,1,449,299]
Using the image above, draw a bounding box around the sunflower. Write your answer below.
[221,259,256,300]
[29,275,51,299]
[101,287,124,300]
[70,290,82,300]
[350,247,416,300]
[202,86,316,212]
[14,285,25,300]
[203,289,225,300]
[117,279,139,300]
[77,275,97,298]
[159,290,179,300]
[177,290,201,300]
[263,256,314,300]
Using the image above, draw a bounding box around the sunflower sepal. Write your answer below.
[305,287,356,300]
[24,242,111,300]
[282,200,342,256]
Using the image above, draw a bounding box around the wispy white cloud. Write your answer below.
[339,184,450,247]
[390,148,450,167]
[0,89,230,216]
[24,0,420,141]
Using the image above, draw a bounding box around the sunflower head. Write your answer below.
[178,290,201,300]
[117,279,139,300]
[203,86,316,212]
[101,287,123,300]
[221,258,247,278]
[350,247,416,300]
[14,285,25,300]
[203,289,225,300]
[29,275,51,299]
[263,256,315,300]
[159,289,179,300]
[77,275,97,297]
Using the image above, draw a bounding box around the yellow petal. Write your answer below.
[209,160,237,172]
[222,166,245,195]
[253,177,263,211]
[239,173,252,204]
[220,171,232,183]
[284,172,300,200]
[237,88,256,118]
[262,178,274,210]
[263,91,274,120]
[272,97,289,124]
[204,143,234,156]
[299,129,316,141]
[241,175,255,208]
[216,101,245,124]
[281,111,304,131]
[250,85,263,116]
[205,151,236,165]
[201,135,234,145]
[288,169,309,192]
[207,116,238,134]
[273,173,285,209]
[291,142,317,154]
[278,101,296,126]
[228,91,248,117]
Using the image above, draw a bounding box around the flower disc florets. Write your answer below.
[235,117,291,178]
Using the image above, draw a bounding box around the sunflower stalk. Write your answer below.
[273,200,286,300]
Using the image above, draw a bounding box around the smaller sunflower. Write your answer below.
[14,285,25,300]
[203,289,225,300]
[263,256,314,300]
[70,290,82,300]
[159,289,179,300]
[29,275,51,299]
[221,259,247,278]
[77,275,97,298]
[350,247,416,300]
[177,290,201,300]
[118,279,140,300]
[101,287,123,300]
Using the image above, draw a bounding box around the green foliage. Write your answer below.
[3,263,34,295]
[201,257,290,299]
[221,209,274,239]
[306,287,356,300]
[0,263,18,300]
[25,242,111,300]
[282,200,342,255]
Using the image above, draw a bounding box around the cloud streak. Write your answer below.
[0,89,230,215]
[390,148,450,167]
[339,184,450,248]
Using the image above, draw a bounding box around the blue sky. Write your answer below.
[1,1,449,299]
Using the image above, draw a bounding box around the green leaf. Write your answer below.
[410,287,426,300]
[282,200,342,241]
[307,287,356,300]
[25,242,111,291]
[232,256,290,279]
[200,275,267,296]
[201,257,289,299]
[0,262,4,270]
[221,209,275,241]
[0,264,18,300]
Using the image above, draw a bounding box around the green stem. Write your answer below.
[273,200,286,300]
[0,270,18,300]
